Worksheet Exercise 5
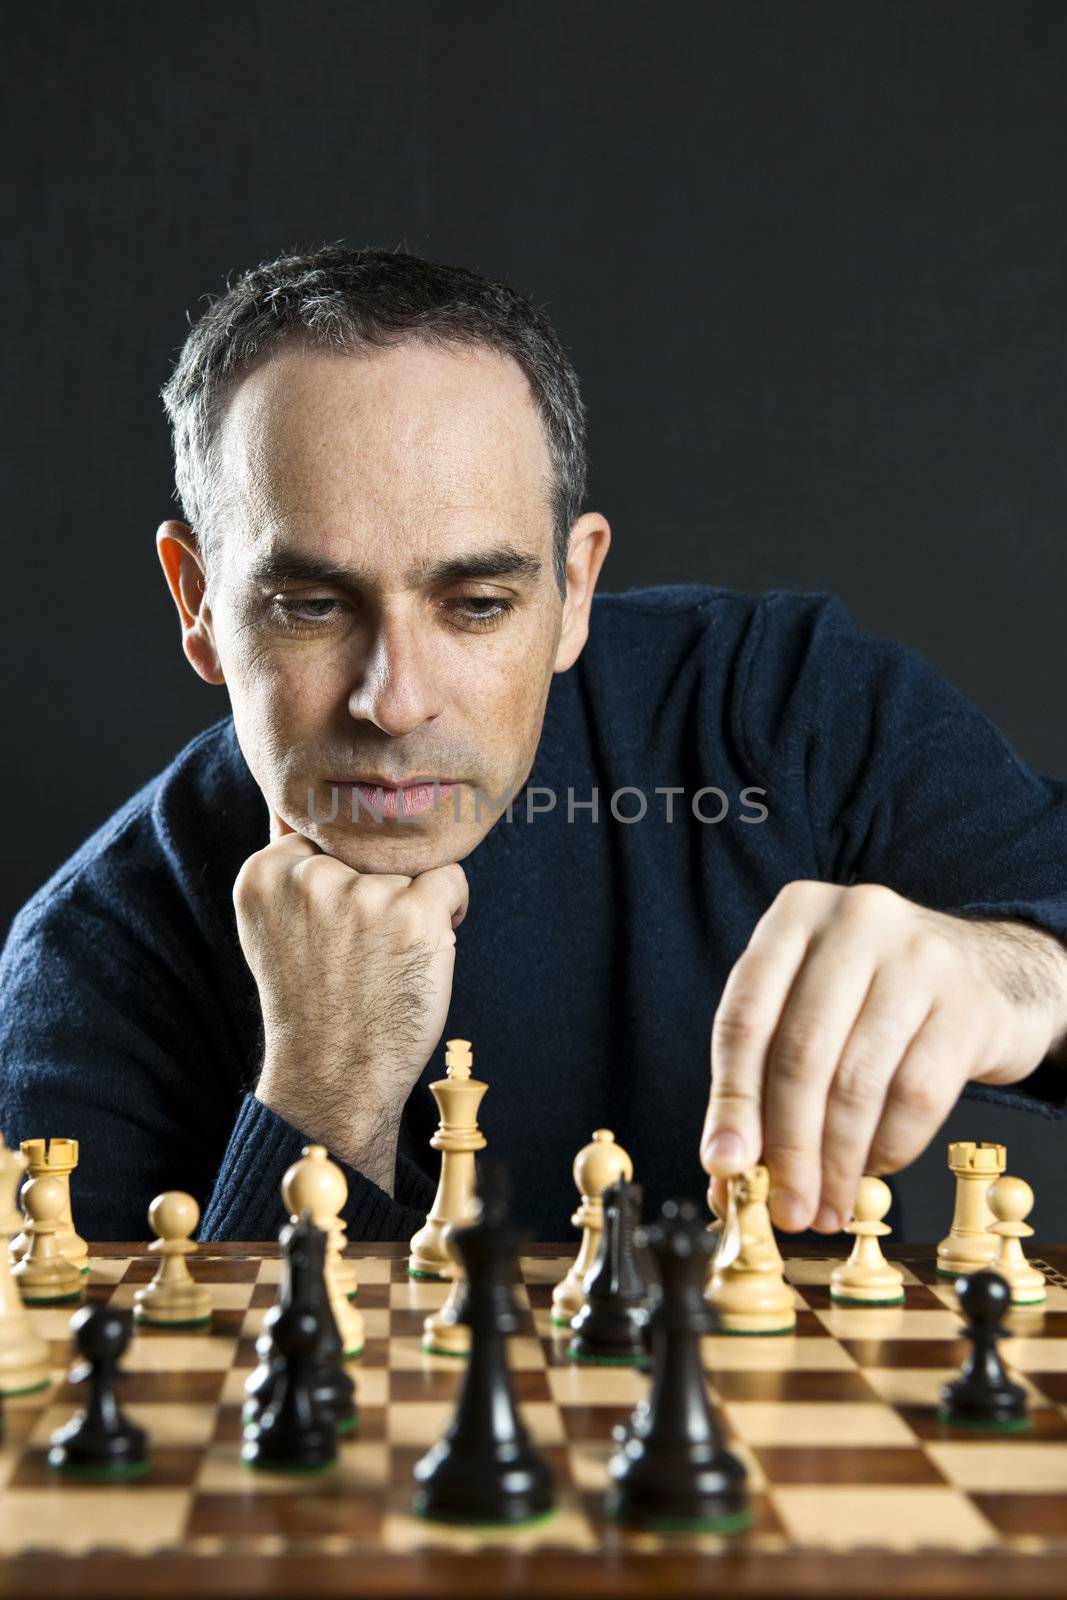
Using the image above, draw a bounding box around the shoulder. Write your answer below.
[584,581,863,682]
[4,715,259,958]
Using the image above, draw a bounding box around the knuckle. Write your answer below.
[769,1027,823,1082]
[845,882,901,916]
[712,1008,768,1047]
[832,1055,888,1109]
[708,1084,759,1117]
[892,1071,947,1122]
[762,1132,810,1166]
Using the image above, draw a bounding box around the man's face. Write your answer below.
[200,338,573,874]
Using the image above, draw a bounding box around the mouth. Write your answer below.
[326,776,458,821]
[330,774,458,789]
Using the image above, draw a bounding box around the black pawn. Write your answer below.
[48,1305,149,1479]
[242,1294,337,1471]
[244,1212,356,1436]
[606,1198,750,1532]
[568,1178,650,1365]
[940,1270,1029,1430]
[412,1159,555,1524]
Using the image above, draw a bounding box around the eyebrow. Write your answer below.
[248,543,544,591]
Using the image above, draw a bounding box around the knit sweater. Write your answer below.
[2,584,1065,1244]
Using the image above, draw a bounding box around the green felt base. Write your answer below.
[49,1455,151,1482]
[550,1314,573,1328]
[343,1345,365,1360]
[606,1505,753,1535]
[0,1376,50,1398]
[337,1415,359,1436]
[407,1268,446,1282]
[935,1266,988,1279]
[241,1450,338,1474]
[422,1342,467,1359]
[566,1345,648,1368]
[715,1323,796,1337]
[936,1409,1031,1433]
[21,1289,83,1306]
[412,1504,558,1530]
[79,1264,91,1276]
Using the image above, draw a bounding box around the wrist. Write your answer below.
[253,1072,401,1194]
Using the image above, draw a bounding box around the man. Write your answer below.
[2,243,1066,1244]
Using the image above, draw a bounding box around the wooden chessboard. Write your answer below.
[3,1242,1067,1598]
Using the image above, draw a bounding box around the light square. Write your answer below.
[772,1485,997,1549]
[722,1400,917,1447]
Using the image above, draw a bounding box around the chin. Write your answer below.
[308,823,475,876]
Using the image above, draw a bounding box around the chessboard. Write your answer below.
[4,1242,1067,1600]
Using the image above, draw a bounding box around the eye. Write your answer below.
[446,597,515,630]
[269,596,344,629]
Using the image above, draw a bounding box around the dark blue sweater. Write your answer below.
[2,584,1066,1244]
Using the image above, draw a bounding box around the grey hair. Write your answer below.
[158,241,588,600]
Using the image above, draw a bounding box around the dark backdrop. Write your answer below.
[5,0,1067,1237]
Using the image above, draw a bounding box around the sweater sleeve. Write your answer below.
[197,1091,433,1241]
[0,884,433,1241]
[739,590,1067,1120]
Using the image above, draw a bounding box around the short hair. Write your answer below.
[159,242,588,599]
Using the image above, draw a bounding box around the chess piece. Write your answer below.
[987,1175,1046,1305]
[936,1141,1005,1277]
[409,1039,488,1279]
[244,1213,357,1437]
[939,1269,1029,1430]
[133,1192,213,1326]
[551,1128,633,1325]
[568,1178,650,1365]
[0,1134,50,1395]
[282,1145,363,1357]
[422,1224,470,1357]
[412,1160,555,1524]
[830,1176,905,1305]
[47,1305,149,1478]
[705,1166,796,1334]
[11,1175,83,1304]
[606,1198,750,1531]
[9,1137,88,1272]
[242,1259,338,1472]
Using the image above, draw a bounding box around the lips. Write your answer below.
[332,775,456,788]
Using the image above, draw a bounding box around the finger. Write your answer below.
[815,970,934,1231]
[404,862,470,932]
[702,921,809,1178]
[864,1003,969,1180]
[761,942,879,1231]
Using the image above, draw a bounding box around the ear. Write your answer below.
[156,520,226,686]
[554,512,612,672]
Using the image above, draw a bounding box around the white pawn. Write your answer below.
[282,1144,364,1359]
[551,1129,633,1326]
[11,1175,83,1304]
[133,1192,213,1326]
[422,1223,469,1358]
[987,1175,1046,1305]
[0,1134,50,1395]
[830,1177,905,1305]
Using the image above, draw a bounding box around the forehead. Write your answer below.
[215,338,552,547]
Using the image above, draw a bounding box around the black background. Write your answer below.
[5,0,1067,1235]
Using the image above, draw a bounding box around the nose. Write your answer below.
[346,612,443,736]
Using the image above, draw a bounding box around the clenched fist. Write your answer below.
[233,805,470,1193]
